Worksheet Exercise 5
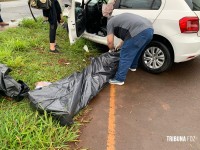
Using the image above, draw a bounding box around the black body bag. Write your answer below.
[28,52,120,126]
[0,64,30,101]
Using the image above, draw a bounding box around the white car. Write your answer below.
[66,0,200,73]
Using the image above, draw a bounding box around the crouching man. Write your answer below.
[107,13,154,85]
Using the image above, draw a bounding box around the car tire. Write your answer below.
[140,41,173,74]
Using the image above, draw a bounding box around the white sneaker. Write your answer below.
[129,68,136,72]
[109,79,124,85]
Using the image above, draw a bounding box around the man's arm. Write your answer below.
[107,34,115,50]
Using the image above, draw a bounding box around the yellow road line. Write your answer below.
[107,84,116,150]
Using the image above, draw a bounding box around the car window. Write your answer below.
[119,0,161,10]
[185,0,200,11]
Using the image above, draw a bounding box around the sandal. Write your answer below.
[49,49,59,53]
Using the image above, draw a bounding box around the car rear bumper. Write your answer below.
[171,34,200,62]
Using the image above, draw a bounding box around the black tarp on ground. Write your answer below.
[28,52,120,126]
[0,64,30,101]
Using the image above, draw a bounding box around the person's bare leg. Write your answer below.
[49,43,59,53]
[50,43,56,51]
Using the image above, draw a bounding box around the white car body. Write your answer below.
[66,0,200,73]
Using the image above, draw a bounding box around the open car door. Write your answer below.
[68,0,86,44]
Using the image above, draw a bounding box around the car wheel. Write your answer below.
[141,41,173,74]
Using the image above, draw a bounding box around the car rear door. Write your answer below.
[112,0,165,23]
[68,0,86,44]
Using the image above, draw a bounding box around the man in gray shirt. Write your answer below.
[107,13,154,85]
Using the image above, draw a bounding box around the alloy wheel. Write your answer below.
[143,47,165,69]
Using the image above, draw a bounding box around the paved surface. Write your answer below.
[78,57,200,150]
[0,0,42,29]
[1,1,200,149]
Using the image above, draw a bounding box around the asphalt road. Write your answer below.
[77,57,200,150]
[0,0,42,28]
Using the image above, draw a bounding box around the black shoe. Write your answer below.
[49,49,59,53]
[0,22,9,26]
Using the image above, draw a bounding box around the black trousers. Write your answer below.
[0,15,3,22]
[49,23,57,43]
[43,0,61,43]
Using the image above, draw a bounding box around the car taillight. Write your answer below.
[179,17,199,33]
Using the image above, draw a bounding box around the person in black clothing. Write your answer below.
[43,0,62,53]
[0,4,9,27]
[0,15,9,26]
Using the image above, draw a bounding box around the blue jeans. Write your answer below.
[115,28,154,82]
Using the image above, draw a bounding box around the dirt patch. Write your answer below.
[58,58,70,66]
[0,24,18,31]
[69,107,93,150]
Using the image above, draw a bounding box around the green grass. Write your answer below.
[0,18,101,149]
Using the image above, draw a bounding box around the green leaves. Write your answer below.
[0,101,79,149]
[0,18,100,149]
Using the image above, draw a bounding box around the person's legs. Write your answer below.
[49,23,58,51]
[110,28,154,83]
[130,28,154,69]
[0,15,9,26]
[48,2,59,53]
[0,15,3,22]
[113,38,140,82]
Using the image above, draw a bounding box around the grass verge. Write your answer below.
[0,18,101,149]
